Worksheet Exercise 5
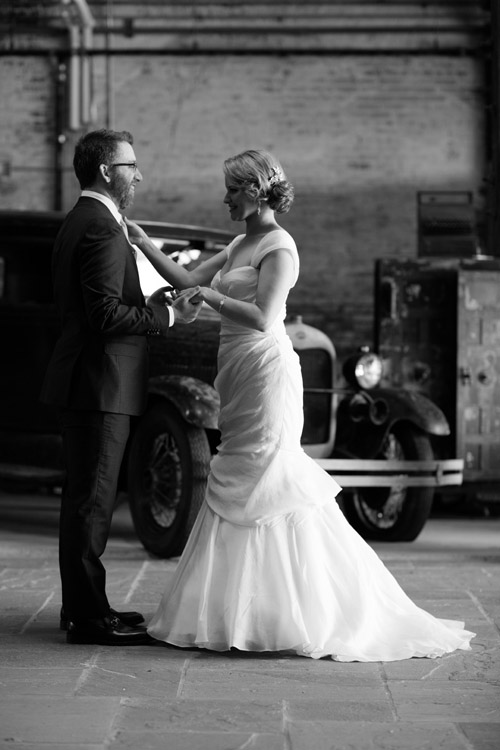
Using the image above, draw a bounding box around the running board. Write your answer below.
[314,458,464,487]
[0,463,64,484]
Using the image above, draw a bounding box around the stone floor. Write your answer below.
[0,490,499,749]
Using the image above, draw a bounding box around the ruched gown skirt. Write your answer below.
[148,274,474,661]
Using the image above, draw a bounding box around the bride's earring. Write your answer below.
[257,202,261,216]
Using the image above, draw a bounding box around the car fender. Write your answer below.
[371,388,450,436]
[335,387,450,459]
[147,375,220,430]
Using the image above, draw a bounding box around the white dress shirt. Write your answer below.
[80,190,174,326]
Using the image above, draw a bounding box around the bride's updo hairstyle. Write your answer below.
[223,149,295,214]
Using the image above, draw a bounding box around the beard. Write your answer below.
[110,172,135,210]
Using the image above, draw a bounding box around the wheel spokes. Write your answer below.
[356,432,407,529]
[143,433,183,528]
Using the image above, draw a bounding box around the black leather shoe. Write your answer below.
[60,607,144,631]
[66,615,154,646]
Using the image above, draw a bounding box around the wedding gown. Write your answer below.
[148,229,475,661]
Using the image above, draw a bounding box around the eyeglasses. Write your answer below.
[109,162,139,171]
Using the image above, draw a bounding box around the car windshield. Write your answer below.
[134,237,201,297]
[134,238,216,296]
[0,213,231,304]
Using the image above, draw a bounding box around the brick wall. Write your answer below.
[0,50,487,359]
[0,56,58,208]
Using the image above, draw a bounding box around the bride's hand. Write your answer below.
[172,287,205,305]
[171,286,203,324]
[124,217,148,247]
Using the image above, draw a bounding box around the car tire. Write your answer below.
[127,402,211,558]
[340,422,434,542]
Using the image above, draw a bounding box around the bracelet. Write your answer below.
[218,295,227,314]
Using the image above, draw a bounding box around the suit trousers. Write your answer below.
[58,409,131,622]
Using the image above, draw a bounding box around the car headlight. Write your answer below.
[343,347,383,389]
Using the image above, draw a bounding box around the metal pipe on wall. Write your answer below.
[487,0,500,256]
[54,58,67,211]
[105,0,115,130]
[67,24,80,131]
[71,0,95,125]
[61,0,95,130]
[81,25,92,124]
[53,0,95,209]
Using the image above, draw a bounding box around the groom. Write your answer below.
[41,129,201,645]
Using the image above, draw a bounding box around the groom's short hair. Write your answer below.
[73,129,134,189]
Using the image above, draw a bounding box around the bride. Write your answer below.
[125,149,474,661]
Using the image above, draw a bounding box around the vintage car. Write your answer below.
[0,210,463,556]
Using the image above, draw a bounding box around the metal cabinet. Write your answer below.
[374,257,500,487]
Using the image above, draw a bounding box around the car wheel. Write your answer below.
[340,422,434,541]
[127,402,211,558]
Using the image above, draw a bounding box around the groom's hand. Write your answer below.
[145,286,176,332]
[146,286,174,307]
[172,287,203,324]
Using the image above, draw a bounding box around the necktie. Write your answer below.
[120,218,137,259]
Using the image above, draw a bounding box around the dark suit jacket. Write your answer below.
[41,197,171,416]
